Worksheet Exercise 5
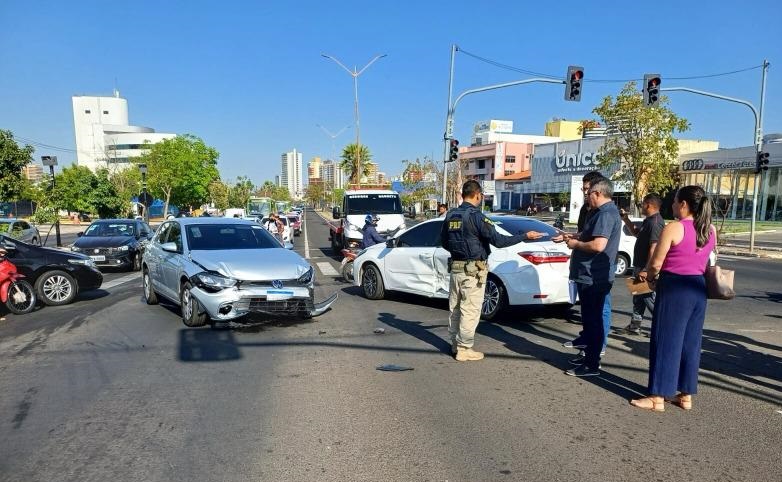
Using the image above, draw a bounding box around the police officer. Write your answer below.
[440,180,544,361]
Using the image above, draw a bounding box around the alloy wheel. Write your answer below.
[43,275,73,303]
[483,279,500,315]
[363,267,377,296]
[182,288,193,319]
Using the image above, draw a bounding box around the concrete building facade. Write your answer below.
[280,149,303,199]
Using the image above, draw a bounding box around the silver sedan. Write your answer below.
[0,219,41,245]
[141,217,336,327]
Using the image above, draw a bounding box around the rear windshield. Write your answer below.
[186,224,280,250]
[286,216,298,223]
[489,216,559,243]
[345,194,403,215]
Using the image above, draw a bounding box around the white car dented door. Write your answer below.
[383,221,442,296]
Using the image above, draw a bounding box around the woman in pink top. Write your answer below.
[631,185,716,412]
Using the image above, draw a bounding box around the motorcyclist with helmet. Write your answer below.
[361,214,385,248]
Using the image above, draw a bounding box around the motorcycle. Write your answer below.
[0,259,37,315]
[340,248,359,283]
[553,213,566,231]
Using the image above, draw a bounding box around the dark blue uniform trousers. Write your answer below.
[648,272,707,397]
[576,282,612,369]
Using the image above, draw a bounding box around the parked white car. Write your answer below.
[261,216,293,246]
[353,215,572,320]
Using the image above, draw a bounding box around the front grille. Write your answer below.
[239,279,306,288]
[236,297,313,314]
[87,248,112,255]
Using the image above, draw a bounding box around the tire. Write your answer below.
[180,281,208,327]
[361,264,385,300]
[481,275,507,321]
[35,270,78,306]
[5,280,37,314]
[131,253,141,272]
[341,260,354,283]
[142,268,159,305]
[330,234,339,254]
[615,253,631,276]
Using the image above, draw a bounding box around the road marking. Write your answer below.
[101,273,141,290]
[316,262,339,276]
[304,211,310,259]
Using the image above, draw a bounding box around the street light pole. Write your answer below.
[322,53,386,187]
[138,164,149,223]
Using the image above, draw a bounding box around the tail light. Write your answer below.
[518,251,570,264]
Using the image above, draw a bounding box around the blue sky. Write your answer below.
[1,0,780,185]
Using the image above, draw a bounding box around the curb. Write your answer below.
[722,243,782,253]
[718,249,782,260]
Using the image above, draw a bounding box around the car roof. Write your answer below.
[173,217,258,226]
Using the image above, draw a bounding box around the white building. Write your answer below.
[281,149,303,199]
[321,159,345,189]
[71,91,175,171]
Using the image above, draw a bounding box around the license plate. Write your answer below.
[266,290,294,301]
[90,255,106,262]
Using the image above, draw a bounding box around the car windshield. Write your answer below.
[489,216,559,243]
[186,224,280,250]
[345,194,403,215]
[84,222,135,237]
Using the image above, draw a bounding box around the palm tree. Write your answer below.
[339,143,372,186]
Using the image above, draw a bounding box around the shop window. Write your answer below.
[478,160,485,169]
[504,170,514,176]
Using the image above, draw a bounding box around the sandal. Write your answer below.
[630,396,665,412]
[671,393,692,410]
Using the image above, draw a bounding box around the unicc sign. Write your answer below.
[553,152,597,173]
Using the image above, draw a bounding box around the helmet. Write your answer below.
[365,214,378,225]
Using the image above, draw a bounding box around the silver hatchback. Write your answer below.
[141,217,336,327]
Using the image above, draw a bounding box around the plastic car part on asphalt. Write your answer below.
[376,364,413,372]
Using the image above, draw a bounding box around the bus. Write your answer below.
[247,197,274,218]
[275,200,291,214]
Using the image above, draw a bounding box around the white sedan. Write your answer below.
[353,215,572,320]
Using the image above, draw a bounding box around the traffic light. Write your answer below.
[449,139,459,162]
[755,151,770,174]
[564,66,584,102]
[643,74,661,107]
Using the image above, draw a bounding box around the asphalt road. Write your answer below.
[0,210,780,481]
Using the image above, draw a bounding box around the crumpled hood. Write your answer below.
[74,236,136,249]
[190,248,311,281]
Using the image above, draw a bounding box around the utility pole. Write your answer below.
[41,156,61,247]
[442,44,457,204]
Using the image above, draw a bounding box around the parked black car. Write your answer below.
[71,219,154,271]
[1,234,103,306]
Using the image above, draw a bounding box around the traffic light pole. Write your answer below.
[441,44,457,204]
[49,165,61,247]
[661,59,768,253]
[442,77,565,202]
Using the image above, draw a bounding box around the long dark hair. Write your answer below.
[676,185,712,248]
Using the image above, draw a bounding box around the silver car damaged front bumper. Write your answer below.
[190,283,338,321]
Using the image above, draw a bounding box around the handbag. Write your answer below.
[705,265,735,300]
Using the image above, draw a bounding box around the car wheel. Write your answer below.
[131,253,141,272]
[341,260,355,283]
[180,281,208,327]
[615,253,630,276]
[330,235,339,255]
[142,268,159,305]
[481,275,507,321]
[361,264,385,300]
[35,270,78,306]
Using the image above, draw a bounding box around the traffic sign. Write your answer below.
[139,191,153,207]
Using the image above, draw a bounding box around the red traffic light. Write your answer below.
[571,70,583,81]
[450,139,459,148]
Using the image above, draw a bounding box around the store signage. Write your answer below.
[553,152,597,173]
[681,158,755,172]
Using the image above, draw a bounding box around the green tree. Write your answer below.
[228,176,254,208]
[0,130,34,201]
[340,143,372,186]
[304,182,325,209]
[53,165,97,214]
[109,165,142,205]
[139,134,220,216]
[208,180,230,211]
[271,186,291,202]
[593,82,689,213]
[401,158,437,209]
[90,169,126,218]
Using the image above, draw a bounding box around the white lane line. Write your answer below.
[316,262,339,276]
[304,210,310,259]
[101,273,141,290]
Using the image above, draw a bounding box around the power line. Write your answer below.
[457,47,764,83]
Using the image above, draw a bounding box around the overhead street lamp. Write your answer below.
[41,156,61,247]
[321,53,387,187]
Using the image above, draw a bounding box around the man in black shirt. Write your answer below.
[619,193,665,335]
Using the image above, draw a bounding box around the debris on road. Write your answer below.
[376,364,413,372]
[373,328,385,334]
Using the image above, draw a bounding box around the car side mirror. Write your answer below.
[386,238,396,249]
[161,242,178,253]
[77,232,84,237]
[332,207,341,220]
